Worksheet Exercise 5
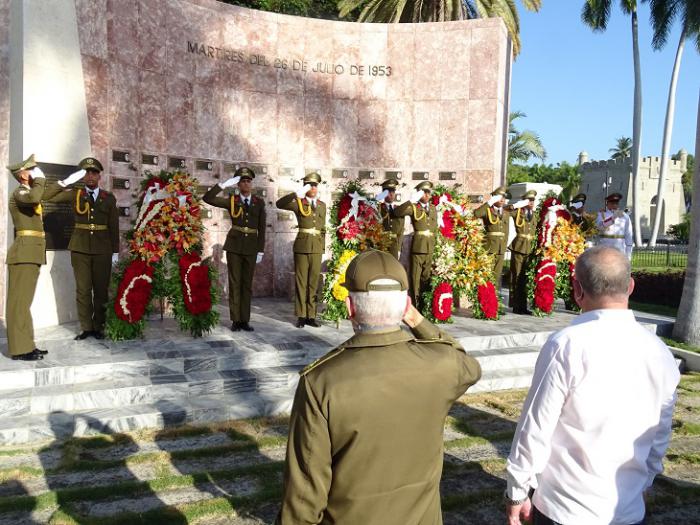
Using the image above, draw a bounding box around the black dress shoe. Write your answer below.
[231,322,241,332]
[239,322,254,332]
[295,317,305,328]
[12,349,44,361]
[34,348,48,355]
[305,318,320,328]
[93,331,105,340]
[74,331,92,340]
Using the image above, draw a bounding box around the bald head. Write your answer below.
[575,247,631,302]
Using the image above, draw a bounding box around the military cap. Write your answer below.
[7,154,37,176]
[78,157,104,172]
[381,178,399,191]
[521,190,537,200]
[342,249,409,292]
[303,172,322,185]
[235,166,255,180]
[491,186,507,197]
[414,180,433,192]
[606,192,623,202]
[571,193,587,204]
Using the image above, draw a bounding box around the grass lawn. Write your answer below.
[631,251,687,270]
[662,337,700,355]
[629,301,678,317]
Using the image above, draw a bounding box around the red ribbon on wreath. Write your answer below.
[432,194,456,239]
[476,282,499,319]
[179,253,212,315]
[432,282,454,321]
[114,260,155,323]
[534,258,557,313]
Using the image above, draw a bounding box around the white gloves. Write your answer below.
[256,252,263,264]
[511,200,529,209]
[376,189,389,202]
[220,176,240,189]
[487,195,501,206]
[31,166,45,179]
[410,190,423,203]
[322,253,329,262]
[59,169,86,187]
[112,253,119,266]
[296,184,312,198]
[571,201,584,210]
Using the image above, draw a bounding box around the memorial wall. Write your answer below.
[1,0,512,327]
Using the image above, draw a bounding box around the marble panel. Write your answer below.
[303,96,332,165]
[107,61,140,149]
[107,0,139,65]
[75,0,108,59]
[466,99,497,171]
[412,29,444,101]
[411,100,441,168]
[329,99,358,166]
[469,26,500,100]
[137,0,167,73]
[183,357,218,374]
[247,92,278,162]
[192,82,224,158]
[356,100,386,166]
[440,28,471,101]
[331,27,360,100]
[138,69,167,152]
[0,398,29,417]
[358,29,388,101]
[188,379,224,396]
[438,100,469,169]
[150,383,189,401]
[386,29,414,101]
[302,25,334,100]
[220,87,250,160]
[150,359,185,377]
[384,100,413,167]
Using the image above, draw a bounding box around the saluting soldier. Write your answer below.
[276,173,326,328]
[375,178,405,259]
[203,167,265,332]
[569,193,587,225]
[44,157,119,340]
[278,249,481,524]
[473,186,510,289]
[508,190,537,314]
[596,193,633,259]
[5,155,52,360]
[394,181,438,311]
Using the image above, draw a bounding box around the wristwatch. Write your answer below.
[503,488,533,506]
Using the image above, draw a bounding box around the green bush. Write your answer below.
[630,270,685,308]
[667,213,691,243]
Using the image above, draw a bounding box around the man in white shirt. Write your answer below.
[596,193,634,259]
[505,246,680,525]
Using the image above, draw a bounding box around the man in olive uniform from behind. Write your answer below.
[508,190,537,314]
[5,155,52,360]
[278,250,481,524]
[473,186,510,291]
[44,157,119,340]
[203,167,265,332]
[394,180,438,311]
[375,178,405,259]
[276,173,326,328]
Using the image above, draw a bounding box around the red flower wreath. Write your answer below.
[432,193,456,239]
[477,282,499,319]
[534,258,557,313]
[179,253,212,315]
[432,282,454,321]
[114,260,155,323]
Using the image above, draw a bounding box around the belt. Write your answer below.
[16,230,45,238]
[75,223,108,231]
[487,232,505,237]
[387,232,398,238]
[415,230,434,237]
[298,228,321,235]
[232,225,258,235]
[600,234,624,239]
[517,234,534,239]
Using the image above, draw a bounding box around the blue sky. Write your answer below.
[510,1,700,165]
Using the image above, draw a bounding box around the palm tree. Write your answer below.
[508,111,547,163]
[338,0,542,56]
[582,0,643,246]
[609,136,633,159]
[648,0,700,246]
[672,90,700,346]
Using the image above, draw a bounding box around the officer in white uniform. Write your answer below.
[595,193,633,259]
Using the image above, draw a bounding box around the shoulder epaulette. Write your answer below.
[300,346,346,376]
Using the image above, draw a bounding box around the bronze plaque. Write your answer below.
[141,153,159,165]
[169,157,187,169]
[36,163,78,250]
[359,170,376,180]
[411,171,429,180]
[112,150,130,163]
[439,171,456,181]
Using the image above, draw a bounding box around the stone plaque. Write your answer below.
[201,207,213,219]
[196,159,214,171]
[439,171,457,181]
[223,162,237,173]
[412,171,429,180]
[119,206,131,217]
[277,211,293,221]
[247,163,268,175]
[332,169,349,179]
[359,170,376,180]
[37,162,78,250]
[280,167,296,178]
[385,170,402,180]
[112,150,130,163]
[169,157,187,169]
[112,177,131,190]
[141,153,159,165]
[466,194,485,204]
[254,188,268,198]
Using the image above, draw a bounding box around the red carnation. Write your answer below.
[432,282,454,321]
[477,282,499,319]
[337,195,353,222]
[114,260,155,323]
[534,259,557,313]
[179,253,212,315]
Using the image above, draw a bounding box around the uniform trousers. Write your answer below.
[409,253,432,311]
[6,263,40,356]
[71,251,112,332]
[492,251,506,291]
[227,252,256,323]
[294,253,322,319]
[509,251,530,312]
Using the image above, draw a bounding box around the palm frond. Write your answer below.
[582,0,612,31]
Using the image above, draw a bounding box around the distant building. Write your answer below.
[578,150,687,240]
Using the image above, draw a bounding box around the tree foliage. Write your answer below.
[609,136,632,159]
[507,161,581,189]
[220,0,345,19]
[508,111,547,164]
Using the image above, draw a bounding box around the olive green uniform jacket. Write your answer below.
[379,202,405,258]
[394,201,438,254]
[509,208,536,256]
[7,178,50,265]
[278,319,481,525]
[276,193,326,254]
[473,203,510,255]
[203,186,266,254]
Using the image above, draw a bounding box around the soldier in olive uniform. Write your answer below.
[473,186,510,290]
[394,181,438,311]
[5,155,52,360]
[375,178,405,259]
[44,158,119,340]
[203,167,265,332]
[276,173,326,328]
[278,249,481,524]
[508,190,537,314]
[569,193,587,225]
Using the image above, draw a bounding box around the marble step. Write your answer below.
[469,367,536,393]
[468,346,539,371]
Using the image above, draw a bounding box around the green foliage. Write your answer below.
[609,136,632,160]
[506,161,581,189]
[219,0,345,19]
[668,213,691,242]
[508,111,546,164]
